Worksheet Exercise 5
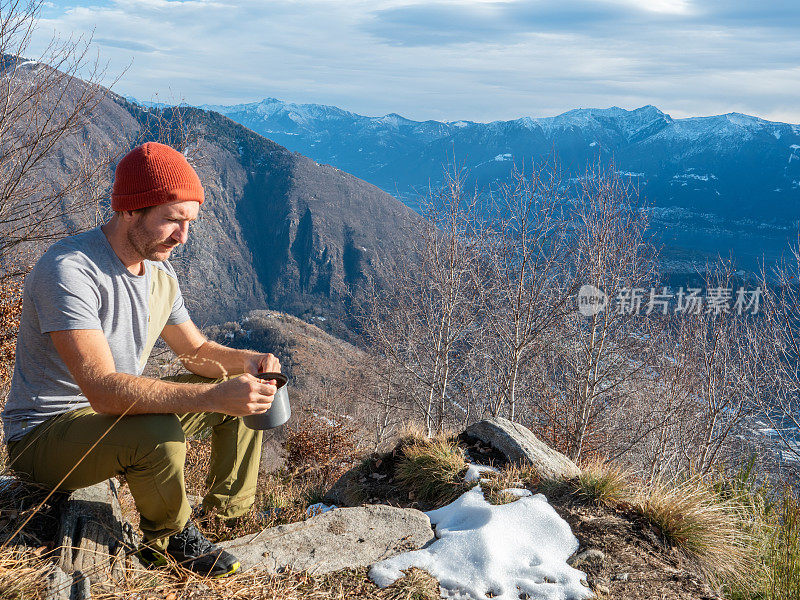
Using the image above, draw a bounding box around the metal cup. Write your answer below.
[243,371,291,430]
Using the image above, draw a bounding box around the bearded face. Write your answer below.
[125,201,199,262]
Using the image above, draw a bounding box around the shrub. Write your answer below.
[286,415,360,479]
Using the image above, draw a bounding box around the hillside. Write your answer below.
[9,60,420,328]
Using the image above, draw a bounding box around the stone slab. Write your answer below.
[220,504,434,574]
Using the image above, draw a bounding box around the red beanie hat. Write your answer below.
[111,142,204,211]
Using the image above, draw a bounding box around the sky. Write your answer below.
[29,0,800,124]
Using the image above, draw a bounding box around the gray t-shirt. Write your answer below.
[2,227,191,442]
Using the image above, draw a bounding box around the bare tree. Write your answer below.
[672,261,757,475]
[754,240,800,465]
[0,0,118,276]
[476,164,574,421]
[533,165,659,462]
[359,168,481,436]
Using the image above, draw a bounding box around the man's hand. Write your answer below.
[206,374,278,417]
[244,353,281,377]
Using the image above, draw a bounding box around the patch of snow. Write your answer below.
[588,141,597,147]
[307,503,337,516]
[464,464,500,482]
[369,486,591,600]
[313,413,338,427]
[494,153,513,162]
[449,120,471,128]
[673,173,715,181]
[618,171,644,177]
[17,60,38,67]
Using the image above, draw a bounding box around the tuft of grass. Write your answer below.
[633,477,752,586]
[718,459,800,600]
[395,437,473,506]
[575,461,631,508]
[383,568,440,600]
[480,464,537,506]
[0,546,50,600]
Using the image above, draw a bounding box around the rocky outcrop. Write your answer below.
[219,504,434,574]
[466,417,581,480]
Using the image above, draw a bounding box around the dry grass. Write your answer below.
[88,565,438,600]
[0,546,50,600]
[479,464,539,505]
[632,477,753,586]
[574,460,632,508]
[395,436,473,506]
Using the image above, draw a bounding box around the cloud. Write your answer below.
[94,38,158,52]
[26,0,800,124]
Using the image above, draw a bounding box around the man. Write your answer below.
[1,142,279,578]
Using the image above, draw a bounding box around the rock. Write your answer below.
[568,548,606,569]
[324,467,367,506]
[613,572,630,582]
[465,417,581,480]
[45,566,92,600]
[45,566,71,600]
[71,571,91,600]
[56,480,138,588]
[219,504,434,574]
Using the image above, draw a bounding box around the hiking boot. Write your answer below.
[136,521,240,578]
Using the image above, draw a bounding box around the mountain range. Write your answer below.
[203,99,800,272]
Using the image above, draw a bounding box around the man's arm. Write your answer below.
[160,320,281,379]
[50,329,277,416]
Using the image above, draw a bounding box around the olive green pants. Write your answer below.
[6,374,262,551]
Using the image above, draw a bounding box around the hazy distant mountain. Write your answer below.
[204,99,800,271]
